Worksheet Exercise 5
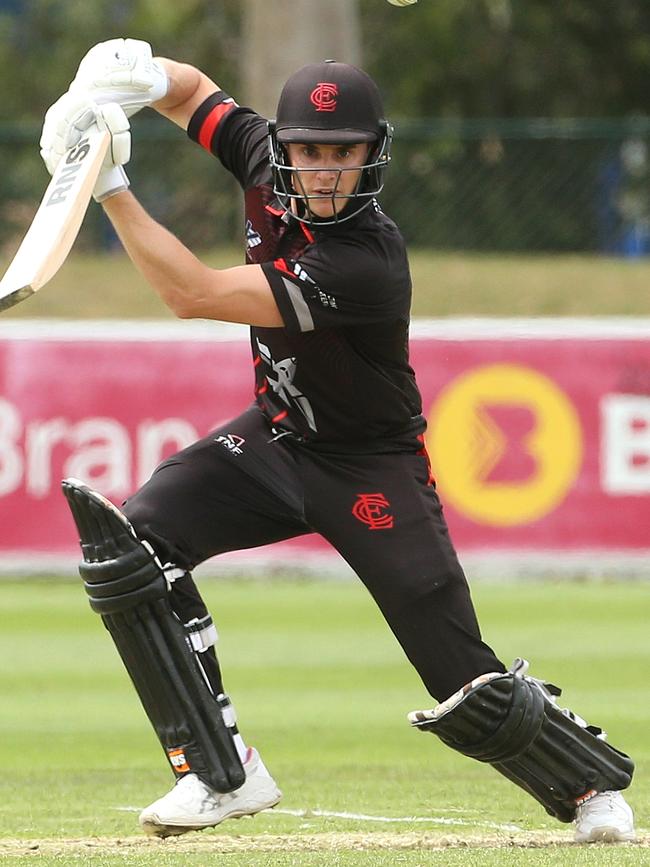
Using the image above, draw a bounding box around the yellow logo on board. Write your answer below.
[426,364,583,526]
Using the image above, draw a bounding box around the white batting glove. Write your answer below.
[69,38,168,118]
[40,92,131,202]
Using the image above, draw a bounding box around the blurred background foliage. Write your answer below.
[362,0,650,119]
[1,0,650,257]
[2,0,649,119]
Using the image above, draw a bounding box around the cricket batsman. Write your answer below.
[39,39,635,842]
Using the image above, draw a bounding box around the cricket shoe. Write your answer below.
[139,748,282,837]
[574,790,635,843]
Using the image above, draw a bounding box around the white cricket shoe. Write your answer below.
[574,790,635,843]
[139,748,282,837]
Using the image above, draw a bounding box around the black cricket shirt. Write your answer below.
[188,92,425,454]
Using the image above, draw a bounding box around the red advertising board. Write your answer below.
[1,319,650,570]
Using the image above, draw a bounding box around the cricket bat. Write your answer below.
[0,125,110,312]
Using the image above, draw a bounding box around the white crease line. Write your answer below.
[272,808,522,832]
[114,805,521,832]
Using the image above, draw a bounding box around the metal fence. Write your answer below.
[390,118,650,256]
[2,117,650,256]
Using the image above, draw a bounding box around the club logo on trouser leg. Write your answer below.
[352,493,394,530]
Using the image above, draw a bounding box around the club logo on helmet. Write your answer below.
[310,82,338,112]
[270,63,392,225]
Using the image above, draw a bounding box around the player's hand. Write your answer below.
[68,38,168,118]
[40,92,132,202]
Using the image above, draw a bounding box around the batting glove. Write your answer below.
[40,92,131,202]
[68,38,169,118]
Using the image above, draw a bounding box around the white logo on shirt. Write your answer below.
[215,434,246,455]
[292,263,316,284]
[257,339,317,431]
[290,262,336,308]
[317,289,338,309]
[245,219,262,250]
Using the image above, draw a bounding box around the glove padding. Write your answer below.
[69,38,168,118]
[40,92,131,202]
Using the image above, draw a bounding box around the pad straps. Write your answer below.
[62,478,245,793]
[410,661,634,822]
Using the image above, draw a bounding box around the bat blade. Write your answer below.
[0,126,110,312]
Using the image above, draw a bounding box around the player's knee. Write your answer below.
[121,491,154,535]
[410,662,634,822]
[63,479,168,614]
[63,479,244,792]
[122,495,179,567]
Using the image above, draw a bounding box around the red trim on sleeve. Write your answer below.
[198,103,235,151]
[253,355,262,367]
[273,258,292,275]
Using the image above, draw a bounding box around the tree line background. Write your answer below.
[1,0,649,255]
[1,0,648,121]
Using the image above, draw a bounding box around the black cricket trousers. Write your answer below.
[124,404,504,701]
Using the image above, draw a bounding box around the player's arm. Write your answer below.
[101,190,283,327]
[151,58,221,131]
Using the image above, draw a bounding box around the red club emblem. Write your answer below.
[352,493,394,530]
[310,82,338,112]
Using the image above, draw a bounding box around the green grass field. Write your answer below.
[3,248,650,319]
[1,577,648,865]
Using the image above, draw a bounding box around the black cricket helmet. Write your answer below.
[268,60,393,225]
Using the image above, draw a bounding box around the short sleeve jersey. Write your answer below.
[188,92,426,453]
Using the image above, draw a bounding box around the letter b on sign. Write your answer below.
[602,394,650,493]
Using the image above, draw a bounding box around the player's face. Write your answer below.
[285,142,370,218]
